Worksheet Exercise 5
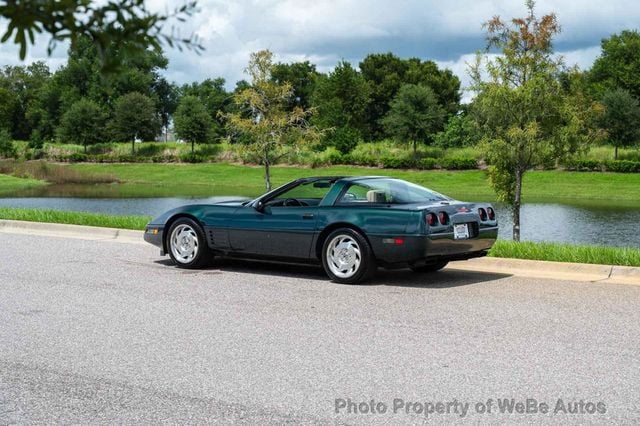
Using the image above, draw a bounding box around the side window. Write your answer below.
[270,179,335,207]
[339,183,391,204]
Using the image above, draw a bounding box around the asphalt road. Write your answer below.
[0,233,639,425]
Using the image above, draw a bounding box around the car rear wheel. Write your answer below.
[167,218,211,269]
[322,228,376,284]
[410,261,449,273]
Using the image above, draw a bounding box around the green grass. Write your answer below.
[0,207,150,230]
[68,163,640,205]
[0,173,48,195]
[489,240,640,267]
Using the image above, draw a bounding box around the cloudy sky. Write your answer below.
[1,0,639,94]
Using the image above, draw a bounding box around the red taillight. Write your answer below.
[438,212,448,225]
[426,213,437,226]
[478,208,487,221]
[487,207,495,220]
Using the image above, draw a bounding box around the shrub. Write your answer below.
[603,160,640,173]
[0,129,17,159]
[67,152,89,162]
[564,159,602,171]
[197,144,222,158]
[136,143,164,157]
[151,154,179,163]
[87,143,115,155]
[324,126,360,154]
[440,157,477,170]
[180,152,206,163]
[418,158,438,170]
[381,156,416,169]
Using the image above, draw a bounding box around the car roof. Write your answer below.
[300,176,388,183]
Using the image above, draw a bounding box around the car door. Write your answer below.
[228,204,319,259]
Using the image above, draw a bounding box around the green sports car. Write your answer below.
[144,176,498,284]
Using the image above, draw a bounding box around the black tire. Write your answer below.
[166,217,212,269]
[321,228,376,284]
[410,261,449,273]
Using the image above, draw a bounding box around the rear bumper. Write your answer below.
[370,226,498,267]
[144,226,165,254]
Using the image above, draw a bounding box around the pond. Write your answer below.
[0,194,638,248]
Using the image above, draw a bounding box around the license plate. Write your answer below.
[454,223,469,240]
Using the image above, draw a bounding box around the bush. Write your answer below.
[197,143,222,158]
[151,154,179,163]
[439,157,477,170]
[417,158,438,170]
[0,129,17,159]
[136,143,164,157]
[180,152,206,163]
[324,126,360,154]
[67,152,89,162]
[87,143,114,155]
[24,149,46,160]
[564,159,602,171]
[380,156,416,169]
[603,160,640,173]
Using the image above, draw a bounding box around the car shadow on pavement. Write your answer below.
[154,258,510,288]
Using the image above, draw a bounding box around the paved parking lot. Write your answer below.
[0,233,638,424]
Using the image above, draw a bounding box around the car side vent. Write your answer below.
[207,229,216,247]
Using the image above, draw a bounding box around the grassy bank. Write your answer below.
[0,207,150,230]
[490,240,640,267]
[0,207,639,267]
[2,161,640,205]
[0,173,48,195]
[71,163,640,204]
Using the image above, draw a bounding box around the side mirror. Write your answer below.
[255,200,264,212]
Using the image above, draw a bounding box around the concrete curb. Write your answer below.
[0,219,638,285]
[0,219,144,244]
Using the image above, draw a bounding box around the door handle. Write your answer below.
[302,213,315,220]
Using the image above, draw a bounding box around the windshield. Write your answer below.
[338,178,450,204]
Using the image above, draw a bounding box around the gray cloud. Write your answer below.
[1,0,639,90]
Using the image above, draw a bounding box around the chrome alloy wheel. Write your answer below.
[326,234,362,278]
[169,224,200,264]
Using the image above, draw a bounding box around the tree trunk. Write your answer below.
[615,145,618,160]
[131,139,135,155]
[413,140,417,160]
[264,149,271,191]
[512,168,523,242]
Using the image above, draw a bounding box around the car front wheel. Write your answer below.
[322,228,376,284]
[167,217,211,269]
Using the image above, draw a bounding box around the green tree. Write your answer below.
[153,78,179,142]
[0,62,51,140]
[225,50,321,191]
[57,99,107,152]
[0,128,17,159]
[434,112,482,148]
[590,30,640,99]
[111,92,160,154]
[381,84,445,158]
[471,0,601,241]
[0,0,202,70]
[312,61,371,148]
[174,96,212,154]
[180,78,230,141]
[599,88,640,159]
[0,87,18,132]
[360,53,461,139]
[272,61,320,110]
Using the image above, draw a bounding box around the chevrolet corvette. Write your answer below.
[144,176,498,284]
